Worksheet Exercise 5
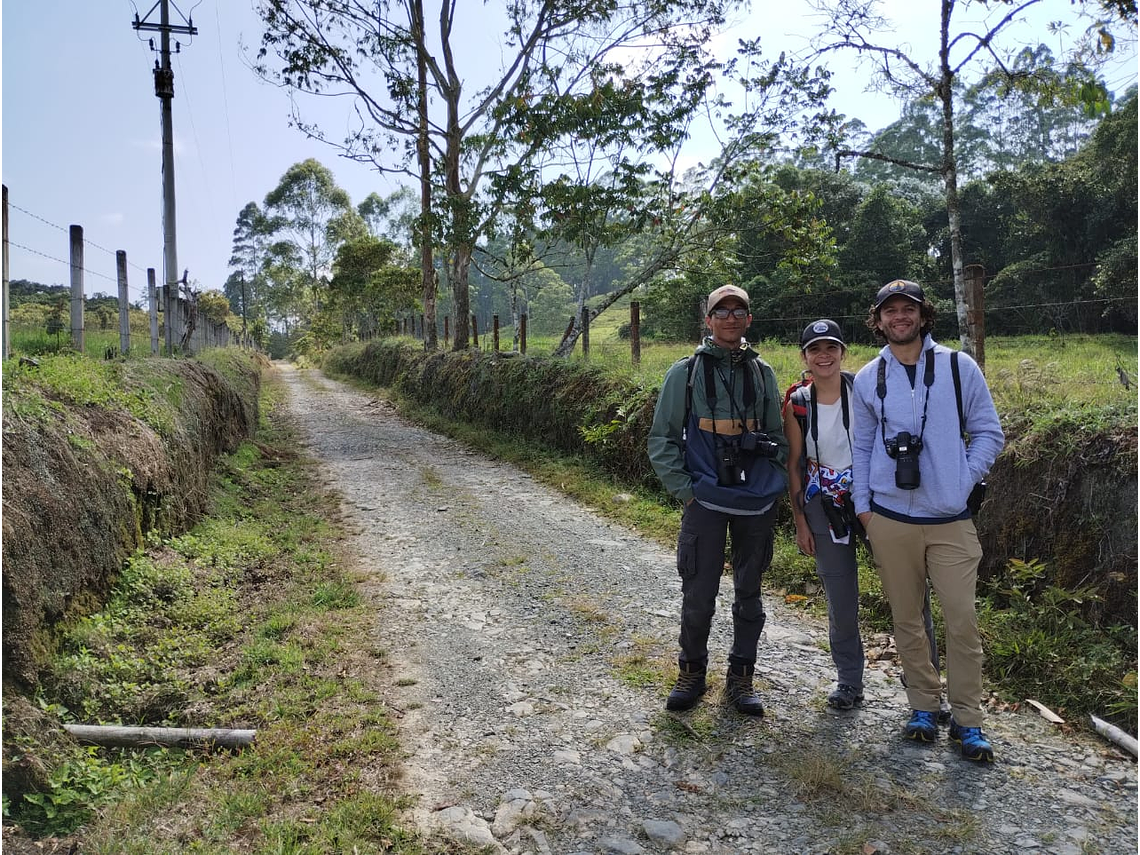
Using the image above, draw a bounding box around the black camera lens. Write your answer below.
[886,432,922,489]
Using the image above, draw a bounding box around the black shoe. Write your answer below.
[724,663,764,717]
[827,684,864,710]
[666,663,707,711]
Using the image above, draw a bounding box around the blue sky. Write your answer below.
[2,1,1135,303]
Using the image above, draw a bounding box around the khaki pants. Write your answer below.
[866,514,985,727]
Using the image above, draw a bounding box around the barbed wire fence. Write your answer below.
[2,186,251,360]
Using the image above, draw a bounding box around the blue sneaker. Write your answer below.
[950,718,994,762]
[903,709,938,742]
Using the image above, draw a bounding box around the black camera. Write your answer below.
[885,430,922,490]
[739,430,779,459]
[967,480,987,515]
[821,491,866,540]
[716,439,747,487]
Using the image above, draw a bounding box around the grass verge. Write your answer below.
[2,370,477,854]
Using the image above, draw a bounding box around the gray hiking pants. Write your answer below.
[804,495,865,689]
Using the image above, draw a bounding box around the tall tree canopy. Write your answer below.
[253,0,738,350]
[811,0,1126,363]
[264,159,354,307]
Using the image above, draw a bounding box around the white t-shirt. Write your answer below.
[806,399,853,472]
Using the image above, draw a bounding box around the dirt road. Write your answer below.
[279,363,1136,855]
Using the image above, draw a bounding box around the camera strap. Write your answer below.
[877,348,935,451]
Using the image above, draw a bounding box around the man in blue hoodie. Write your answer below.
[648,285,788,716]
[852,280,1004,762]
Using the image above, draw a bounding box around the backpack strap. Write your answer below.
[951,350,969,445]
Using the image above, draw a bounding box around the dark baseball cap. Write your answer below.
[800,319,845,351]
[873,279,925,310]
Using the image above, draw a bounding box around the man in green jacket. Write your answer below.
[647,285,788,715]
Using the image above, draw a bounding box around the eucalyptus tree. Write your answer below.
[809,0,1125,362]
[263,159,354,311]
[253,0,736,351]
[326,235,419,340]
[227,201,280,324]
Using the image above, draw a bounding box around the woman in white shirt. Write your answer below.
[784,320,865,710]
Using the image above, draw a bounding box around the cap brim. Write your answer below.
[801,335,845,351]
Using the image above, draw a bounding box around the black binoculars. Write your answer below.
[820,491,865,540]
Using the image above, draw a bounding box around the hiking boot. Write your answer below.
[826,684,864,710]
[937,694,952,725]
[666,662,707,711]
[950,718,994,763]
[724,662,765,717]
[903,709,938,742]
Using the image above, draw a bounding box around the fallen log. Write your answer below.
[1090,715,1138,758]
[63,724,256,751]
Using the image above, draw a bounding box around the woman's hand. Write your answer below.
[794,515,815,557]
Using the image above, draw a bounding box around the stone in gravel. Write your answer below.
[1056,788,1098,809]
[607,734,642,754]
[434,805,502,852]
[599,836,646,854]
[643,818,686,848]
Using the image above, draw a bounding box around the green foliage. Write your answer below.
[10,746,181,837]
[980,558,1137,725]
[1,353,171,430]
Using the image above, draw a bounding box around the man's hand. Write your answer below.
[858,512,872,530]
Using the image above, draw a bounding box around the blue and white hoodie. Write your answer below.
[851,335,1004,523]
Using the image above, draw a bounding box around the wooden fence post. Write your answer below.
[966,264,986,372]
[148,268,159,355]
[472,314,479,348]
[2,185,9,360]
[520,313,527,355]
[117,251,130,357]
[630,300,641,366]
[580,306,590,360]
[493,314,499,352]
[69,225,85,353]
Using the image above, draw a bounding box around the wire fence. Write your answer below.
[2,186,252,360]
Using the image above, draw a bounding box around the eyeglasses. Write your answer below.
[710,307,748,319]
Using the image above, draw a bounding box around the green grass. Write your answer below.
[6,371,471,853]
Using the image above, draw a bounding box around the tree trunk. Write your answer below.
[939,0,973,357]
[412,0,437,352]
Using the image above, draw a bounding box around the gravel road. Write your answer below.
[279,363,1136,855]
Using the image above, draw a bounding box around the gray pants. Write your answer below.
[804,495,864,689]
[676,501,775,669]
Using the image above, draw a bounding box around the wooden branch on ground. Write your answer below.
[63,724,256,751]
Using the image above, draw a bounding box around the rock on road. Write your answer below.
[279,363,1136,855]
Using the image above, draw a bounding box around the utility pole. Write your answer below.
[132,1,196,322]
